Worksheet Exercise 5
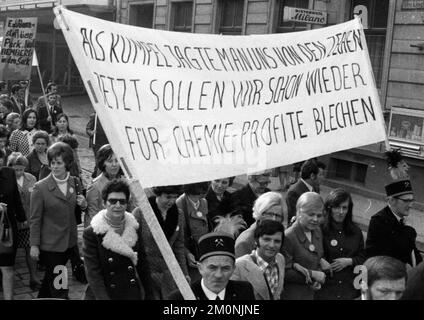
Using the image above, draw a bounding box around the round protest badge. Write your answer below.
[309,244,315,252]
[69,187,74,194]
[196,211,203,218]
[331,239,338,247]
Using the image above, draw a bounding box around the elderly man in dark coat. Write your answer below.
[366,180,422,266]
[168,231,255,300]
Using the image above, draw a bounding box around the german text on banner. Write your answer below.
[54,7,387,188]
[0,17,37,81]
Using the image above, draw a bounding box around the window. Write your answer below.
[330,159,368,184]
[219,0,244,35]
[277,0,309,33]
[351,0,389,88]
[172,1,193,32]
[129,3,154,28]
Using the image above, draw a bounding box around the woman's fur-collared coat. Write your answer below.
[83,209,152,300]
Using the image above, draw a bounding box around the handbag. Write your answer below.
[0,207,14,253]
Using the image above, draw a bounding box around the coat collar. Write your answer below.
[192,280,239,300]
[238,253,285,300]
[90,209,139,265]
[46,173,75,201]
[292,220,321,244]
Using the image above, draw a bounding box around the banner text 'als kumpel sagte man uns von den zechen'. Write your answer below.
[55,7,387,187]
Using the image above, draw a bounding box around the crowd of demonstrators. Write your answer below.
[0,81,423,301]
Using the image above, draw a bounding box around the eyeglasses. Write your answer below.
[262,212,283,219]
[107,198,128,205]
[395,197,414,204]
[255,180,271,186]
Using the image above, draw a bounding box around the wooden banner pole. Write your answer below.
[120,157,196,300]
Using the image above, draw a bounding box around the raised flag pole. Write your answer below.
[53,6,196,300]
[93,113,97,146]
[34,50,52,128]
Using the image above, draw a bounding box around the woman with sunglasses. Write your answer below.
[315,188,366,300]
[29,142,87,299]
[83,179,152,300]
[85,144,134,227]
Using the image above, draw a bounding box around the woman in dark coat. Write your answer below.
[0,166,26,299]
[315,188,366,300]
[83,179,152,300]
[133,185,189,299]
[26,130,50,181]
[205,177,234,225]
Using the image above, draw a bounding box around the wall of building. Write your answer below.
[386,0,424,111]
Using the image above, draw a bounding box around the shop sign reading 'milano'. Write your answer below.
[284,7,327,25]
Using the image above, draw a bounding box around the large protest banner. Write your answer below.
[0,17,37,80]
[54,7,387,188]
[54,6,388,299]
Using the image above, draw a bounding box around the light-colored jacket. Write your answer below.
[29,173,78,252]
[282,220,324,300]
[232,252,285,300]
[234,222,257,258]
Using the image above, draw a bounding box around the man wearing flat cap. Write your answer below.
[365,180,422,266]
[168,231,255,300]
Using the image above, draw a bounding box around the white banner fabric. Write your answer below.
[54,7,387,187]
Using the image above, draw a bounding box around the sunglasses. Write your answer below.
[107,198,128,205]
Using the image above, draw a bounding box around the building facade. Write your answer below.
[118,0,424,208]
[1,0,422,206]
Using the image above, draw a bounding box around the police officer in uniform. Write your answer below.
[366,180,422,267]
